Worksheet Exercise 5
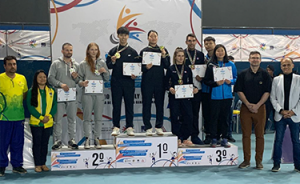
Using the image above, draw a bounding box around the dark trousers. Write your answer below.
[227,97,235,137]
[210,99,232,139]
[202,92,211,135]
[142,85,165,130]
[169,96,193,140]
[273,118,300,166]
[111,84,135,128]
[30,126,52,166]
[191,98,201,137]
[0,121,24,168]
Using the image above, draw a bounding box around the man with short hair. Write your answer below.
[202,36,216,144]
[234,51,272,170]
[0,56,28,176]
[270,57,300,172]
[184,33,205,144]
[106,27,140,136]
[48,43,79,150]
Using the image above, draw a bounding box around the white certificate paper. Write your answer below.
[57,88,76,102]
[142,52,161,66]
[191,64,207,77]
[123,62,142,76]
[213,66,233,81]
[175,84,194,99]
[85,80,103,94]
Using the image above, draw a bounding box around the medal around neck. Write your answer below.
[114,52,121,59]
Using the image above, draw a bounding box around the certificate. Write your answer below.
[142,52,161,66]
[57,88,76,102]
[123,62,142,76]
[175,84,194,99]
[191,64,207,77]
[85,80,103,94]
[213,66,233,81]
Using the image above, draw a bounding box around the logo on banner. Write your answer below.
[29,40,37,48]
[110,6,145,44]
[260,43,266,51]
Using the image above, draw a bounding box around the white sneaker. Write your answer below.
[94,138,101,149]
[111,127,120,136]
[155,128,164,135]
[84,137,90,149]
[126,127,135,136]
[145,128,153,136]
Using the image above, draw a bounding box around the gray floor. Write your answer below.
[1,133,299,184]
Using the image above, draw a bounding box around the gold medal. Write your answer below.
[114,52,120,59]
[178,80,183,85]
[191,65,195,70]
[160,46,164,50]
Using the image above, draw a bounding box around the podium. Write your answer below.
[51,132,239,171]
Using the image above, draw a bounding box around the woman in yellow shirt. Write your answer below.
[27,70,57,172]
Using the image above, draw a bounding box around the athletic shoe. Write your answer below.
[155,128,164,136]
[12,166,27,174]
[145,128,153,136]
[111,127,120,136]
[52,140,62,150]
[228,136,236,143]
[84,137,90,149]
[68,139,78,149]
[94,138,101,149]
[238,161,250,169]
[0,167,5,177]
[204,136,211,144]
[211,139,217,148]
[271,164,280,172]
[126,127,135,136]
[221,138,231,148]
[256,162,264,170]
[191,136,204,145]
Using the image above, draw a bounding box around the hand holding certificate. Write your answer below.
[213,66,233,81]
[142,52,161,66]
[57,88,76,102]
[85,80,103,94]
[123,62,142,76]
[191,64,207,77]
[175,84,194,99]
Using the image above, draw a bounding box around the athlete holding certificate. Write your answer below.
[165,48,198,147]
[78,42,110,149]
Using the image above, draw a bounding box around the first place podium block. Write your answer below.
[115,133,178,168]
[51,145,116,171]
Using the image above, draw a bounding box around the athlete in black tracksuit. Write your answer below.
[140,46,170,131]
[106,44,139,129]
[184,48,205,143]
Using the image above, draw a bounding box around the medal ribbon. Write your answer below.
[174,64,184,82]
[186,49,196,66]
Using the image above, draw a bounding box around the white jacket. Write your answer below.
[270,73,300,122]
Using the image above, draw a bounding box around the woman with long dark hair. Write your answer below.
[203,44,237,148]
[27,70,57,172]
[78,42,110,149]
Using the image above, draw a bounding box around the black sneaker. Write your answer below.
[68,139,78,149]
[272,164,280,172]
[52,140,62,150]
[0,167,5,177]
[204,136,211,144]
[295,165,300,173]
[191,136,204,145]
[228,136,236,143]
[12,166,27,174]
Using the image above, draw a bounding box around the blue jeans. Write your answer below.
[273,118,300,166]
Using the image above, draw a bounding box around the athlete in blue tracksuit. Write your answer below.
[140,30,170,135]
[203,44,237,148]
